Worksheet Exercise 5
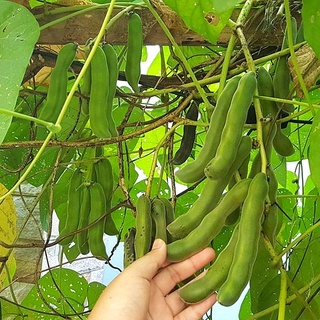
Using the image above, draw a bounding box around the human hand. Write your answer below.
[88,239,216,320]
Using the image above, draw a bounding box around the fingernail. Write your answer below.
[152,239,163,250]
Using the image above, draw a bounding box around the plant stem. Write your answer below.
[140,42,306,98]
[0,108,59,132]
[278,268,287,320]
[274,219,320,267]
[284,0,315,116]
[234,0,267,174]
[217,34,236,97]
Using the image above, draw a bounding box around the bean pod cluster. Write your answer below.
[133,68,294,306]
[57,152,117,260]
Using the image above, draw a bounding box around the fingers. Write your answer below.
[153,247,215,296]
[123,239,167,280]
[174,293,217,320]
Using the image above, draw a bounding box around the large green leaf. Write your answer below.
[0,1,39,144]
[302,0,320,59]
[309,109,320,193]
[163,0,233,44]
[21,268,88,319]
[213,0,242,14]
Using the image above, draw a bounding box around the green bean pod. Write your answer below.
[159,198,176,243]
[257,66,294,157]
[175,76,241,183]
[168,135,252,239]
[273,17,297,113]
[102,44,119,137]
[204,72,256,180]
[249,119,277,179]
[218,173,268,306]
[39,43,78,123]
[81,47,91,116]
[224,151,250,227]
[88,182,108,260]
[134,195,152,259]
[124,227,136,268]
[179,225,239,304]
[151,198,167,243]
[76,185,90,255]
[89,46,111,138]
[58,168,83,246]
[257,66,279,118]
[167,178,251,262]
[273,125,295,157]
[172,102,199,165]
[94,158,118,236]
[125,12,143,93]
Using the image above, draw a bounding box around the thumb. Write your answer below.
[125,239,167,280]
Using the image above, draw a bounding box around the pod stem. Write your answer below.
[278,268,288,320]
[0,108,60,133]
[284,0,315,116]
[217,34,236,98]
[233,2,268,173]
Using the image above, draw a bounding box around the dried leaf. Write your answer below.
[0,183,17,289]
[288,44,320,98]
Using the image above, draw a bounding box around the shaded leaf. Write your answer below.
[213,0,242,14]
[87,281,106,310]
[309,109,320,193]
[250,237,278,313]
[239,290,253,318]
[0,2,39,144]
[21,268,88,318]
[163,0,233,44]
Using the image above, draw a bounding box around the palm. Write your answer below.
[88,241,216,320]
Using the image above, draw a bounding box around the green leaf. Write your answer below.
[26,148,60,187]
[87,281,106,310]
[213,0,241,14]
[302,0,320,59]
[239,291,253,318]
[309,109,320,193]
[0,1,39,144]
[272,150,287,188]
[175,191,199,218]
[113,102,144,151]
[21,268,88,318]
[130,178,170,202]
[250,237,278,313]
[276,188,298,244]
[63,242,81,263]
[163,0,233,44]
[256,274,281,320]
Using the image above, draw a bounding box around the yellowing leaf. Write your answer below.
[0,183,17,290]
